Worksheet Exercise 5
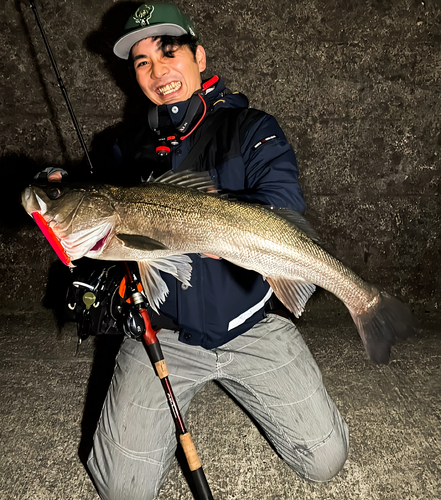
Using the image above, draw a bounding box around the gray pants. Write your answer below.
[87,314,349,500]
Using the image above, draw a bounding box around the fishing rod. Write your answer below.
[123,263,214,500]
[29,0,94,174]
[27,4,213,497]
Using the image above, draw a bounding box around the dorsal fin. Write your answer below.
[268,208,322,244]
[152,172,319,242]
[154,170,217,193]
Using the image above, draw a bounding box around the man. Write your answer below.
[86,4,349,499]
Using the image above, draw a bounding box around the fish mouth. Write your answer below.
[22,186,85,231]
[22,185,115,263]
[22,187,48,215]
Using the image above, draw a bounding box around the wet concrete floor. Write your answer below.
[0,303,439,499]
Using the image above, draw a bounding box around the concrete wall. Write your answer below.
[0,0,439,315]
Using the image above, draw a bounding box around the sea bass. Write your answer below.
[21,171,416,364]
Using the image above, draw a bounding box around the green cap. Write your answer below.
[113,3,197,60]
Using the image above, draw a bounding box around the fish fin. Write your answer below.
[266,277,316,318]
[154,170,217,192]
[269,208,322,244]
[348,289,418,365]
[117,233,168,251]
[138,255,193,313]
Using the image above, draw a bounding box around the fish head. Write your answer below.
[21,183,117,262]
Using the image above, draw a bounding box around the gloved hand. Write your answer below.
[33,167,68,182]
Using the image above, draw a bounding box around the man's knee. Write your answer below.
[302,423,349,482]
[87,429,169,500]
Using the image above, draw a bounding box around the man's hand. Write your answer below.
[48,171,63,182]
[34,167,67,183]
[202,254,221,259]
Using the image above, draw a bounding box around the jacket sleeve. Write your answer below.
[238,113,306,213]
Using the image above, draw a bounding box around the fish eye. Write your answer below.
[47,187,62,200]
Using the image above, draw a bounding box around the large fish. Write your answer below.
[21,171,417,364]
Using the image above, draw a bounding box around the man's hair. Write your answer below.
[128,33,199,68]
[152,34,199,57]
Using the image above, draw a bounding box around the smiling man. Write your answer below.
[131,36,206,104]
[86,4,349,499]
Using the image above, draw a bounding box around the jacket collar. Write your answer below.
[148,76,225,130]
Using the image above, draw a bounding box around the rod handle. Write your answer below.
[191,466,215,500]
[180,432,201,471]
[180,433,214,500]
[143,336,170,379]
[154,359,169,379]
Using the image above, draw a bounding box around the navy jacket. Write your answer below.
[112,77,305,348]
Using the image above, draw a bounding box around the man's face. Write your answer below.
[131,37,206,105]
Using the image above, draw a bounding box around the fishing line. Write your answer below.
[29,0,94,174]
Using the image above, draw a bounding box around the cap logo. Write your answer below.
[133,5,154,27]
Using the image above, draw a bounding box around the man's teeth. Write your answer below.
[158,81,182,95]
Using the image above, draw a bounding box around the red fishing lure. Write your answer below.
[32,211,72,267]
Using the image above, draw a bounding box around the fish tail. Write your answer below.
[348,290,418,365]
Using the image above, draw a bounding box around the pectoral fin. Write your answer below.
[117,233,169,251]
[266,277,316,318]
[138,255,193,312]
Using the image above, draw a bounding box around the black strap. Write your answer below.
[175,108,231,173]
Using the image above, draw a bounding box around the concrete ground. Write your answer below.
[0,300,439,500]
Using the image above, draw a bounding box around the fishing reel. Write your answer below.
[117,303,146,340]
[110,270,149,340]
[66,262,150,342]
